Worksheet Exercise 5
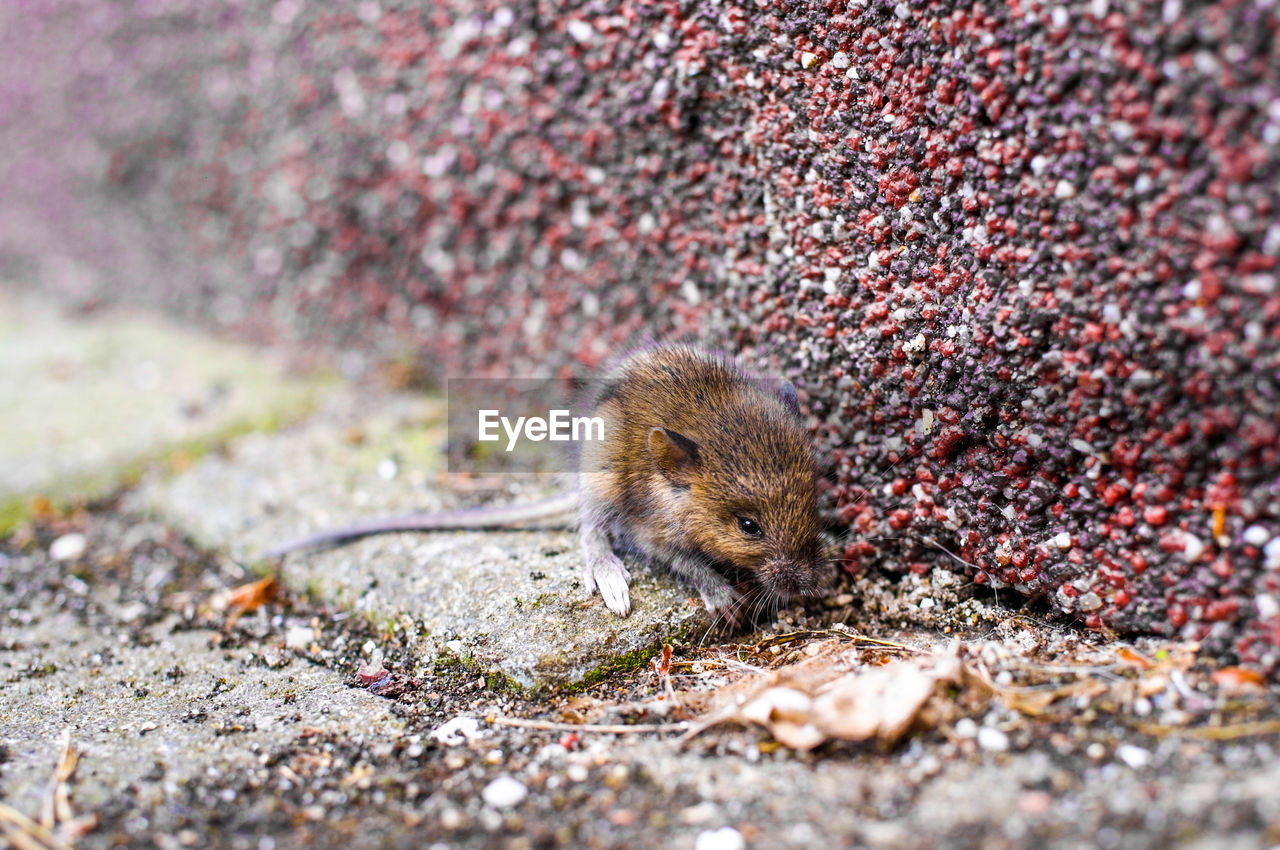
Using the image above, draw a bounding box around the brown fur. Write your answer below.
[579,345,825,607]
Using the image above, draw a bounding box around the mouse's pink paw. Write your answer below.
[585,554,631,616]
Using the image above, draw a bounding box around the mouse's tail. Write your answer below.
[265,490,579,557]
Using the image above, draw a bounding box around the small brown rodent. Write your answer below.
[578,344,826,621]
[271,344,827,622]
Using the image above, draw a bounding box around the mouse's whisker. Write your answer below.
[767,586,785,624]
[762,588,781,624]
[698,617,721,648]
[840,533,920,549]
[745,587,766,626]
[730,588,754,624]
[862,495,922,523]
[917,535,978,568]
[827,526,857,546]
[832,491,919,536]
[699,586,739,645]
[834,449,919,512]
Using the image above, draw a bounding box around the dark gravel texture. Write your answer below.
[3,0,1278,670]
[4,503,1280,849]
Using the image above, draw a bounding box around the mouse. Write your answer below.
[269,344,828,623]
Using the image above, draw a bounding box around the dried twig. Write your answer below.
[489,716,689,734]
[4,730,97,850]
[721,657,767,675]
[41,730,77,830]
[1134,719,1280,740]
[676,712,742,746]
[1003,661,1126,678]
[0,803,66,850]
[753,629,922,653]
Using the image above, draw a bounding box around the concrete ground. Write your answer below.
[2,290,1278,850]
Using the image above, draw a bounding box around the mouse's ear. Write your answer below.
[649,427,700,484]
[777,379,801,418]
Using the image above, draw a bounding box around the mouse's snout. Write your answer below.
[760,547,828,599]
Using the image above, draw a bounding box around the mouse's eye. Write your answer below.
[736,516,763,538]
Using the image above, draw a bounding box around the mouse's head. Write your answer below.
[647,401,827,599]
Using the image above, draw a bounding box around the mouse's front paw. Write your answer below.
[699,583,745,626]
[585,554,631,616]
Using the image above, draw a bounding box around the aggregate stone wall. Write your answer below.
[4,0,1278,672]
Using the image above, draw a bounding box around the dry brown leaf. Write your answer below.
[739,687,823,750]
[650,644,681,713]
[1210,666,1265,694]
[689,643,990,751]
[814,663,937,745]
[652,644,673,678]
[998,687,1064,717]
[1115,647,1154,669]
[221,576,279,627]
